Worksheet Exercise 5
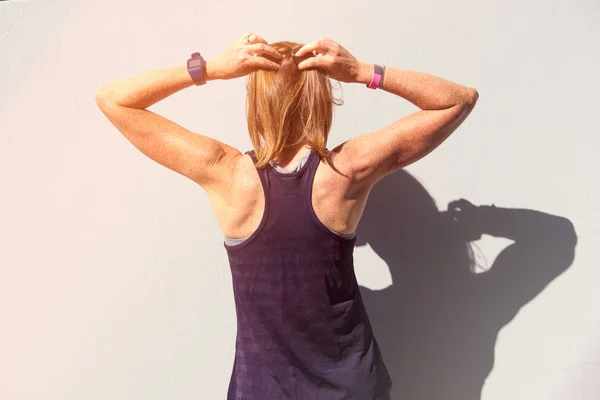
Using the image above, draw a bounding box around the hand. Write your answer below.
[209,32,282,80]
[294,37,364,83]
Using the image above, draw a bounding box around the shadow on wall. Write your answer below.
[356,170,578,400]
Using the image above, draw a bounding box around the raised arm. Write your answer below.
[341,63,478,185]
[296,37,478,191]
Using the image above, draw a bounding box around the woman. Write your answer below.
[95,32,478,400]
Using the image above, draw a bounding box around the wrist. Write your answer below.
[354,61,373,85]
[204,58,222,81]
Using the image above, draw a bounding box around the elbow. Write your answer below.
[471,88,479,104]
[94,86,115,107]
[465,88,479,106]
[95,89,118,111]
[454,88,478,114]
[460,87,479,108]
[94,88,107,107]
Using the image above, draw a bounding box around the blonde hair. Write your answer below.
[246,41,343,169]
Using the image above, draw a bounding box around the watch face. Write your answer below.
[189,59,203,68]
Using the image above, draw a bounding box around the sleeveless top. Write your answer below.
[224,149,355,246]
[223,149,392,400]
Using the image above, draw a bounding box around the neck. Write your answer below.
[273,143,311,166]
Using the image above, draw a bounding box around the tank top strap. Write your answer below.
[245,149,258,164]
[244,148,319,197]
[303,148,321,184]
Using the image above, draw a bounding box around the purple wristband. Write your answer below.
[367,64,384,89]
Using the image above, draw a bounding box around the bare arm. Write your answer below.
[336,62,478,187]
[93,32,282,192]
[295,37,478,190]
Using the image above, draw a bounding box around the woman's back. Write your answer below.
[218,146,370,244]
[224,148,392,400]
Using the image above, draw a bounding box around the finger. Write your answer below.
[248,33,268,45]
[297,56,325,70]
[239,31,252,44]
[241,32,269,46]
[294,39,323,57]
[249,56,281,71]
[246,43,283,59]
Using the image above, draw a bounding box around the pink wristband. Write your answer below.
[367,64,384,89]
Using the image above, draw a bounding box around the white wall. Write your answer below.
[0,0,598,399]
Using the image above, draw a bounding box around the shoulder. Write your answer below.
[320,145,371,198]
[200,150,249,200]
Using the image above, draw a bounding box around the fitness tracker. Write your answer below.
[187,52,206,86]
[367,64,384,90]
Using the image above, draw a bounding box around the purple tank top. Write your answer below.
[224,149,392,400]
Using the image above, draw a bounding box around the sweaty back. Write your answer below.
[223,149,392,400]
